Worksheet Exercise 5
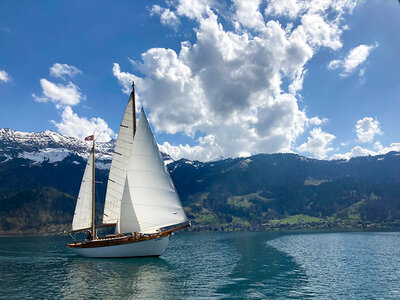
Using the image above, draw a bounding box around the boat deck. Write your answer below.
[67,223,190,249]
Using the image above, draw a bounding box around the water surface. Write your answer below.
[0,231,399,299]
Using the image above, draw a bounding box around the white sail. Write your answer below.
[117,108,187,234]
[116,178,141,233]
[103,93,135,225]
[72,151,93,231]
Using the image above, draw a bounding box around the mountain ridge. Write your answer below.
[1,128,400,234]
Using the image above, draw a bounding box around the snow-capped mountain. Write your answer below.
[0,128,173,168]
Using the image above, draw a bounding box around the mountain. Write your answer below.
[0,128,173,168]
[170,153,400,230]
[1,129,400,234]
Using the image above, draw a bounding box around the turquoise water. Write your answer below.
[1,231,399,299]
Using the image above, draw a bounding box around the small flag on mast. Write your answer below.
[84,135,94,141]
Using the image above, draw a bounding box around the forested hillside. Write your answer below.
[1,151,400,234]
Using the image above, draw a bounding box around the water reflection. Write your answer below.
[61,232,240,299]
[3,232,399,299]
[218,232,308,299]
[61,257,171,299]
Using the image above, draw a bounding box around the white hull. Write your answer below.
[69,235,170,258]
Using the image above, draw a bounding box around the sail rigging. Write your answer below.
[102,90,135,225]
[116,108,187,234]
[67,82,189,258]
[72,151,94,232]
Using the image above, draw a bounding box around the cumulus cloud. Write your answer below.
[265,0,356,19]
[330,142,400,160]
[233,0,265,30]
[32,79,83,107]
[265,0,304,19]
[50,63,82,79]
[328,43,377,76]
[356,117,382,143]
[113,0,357,161]
[297,127,336,159]
[176,0,213,20]
[159,134,224,161]
[150,5,180,31]
[33,72,114,142]
[373,141,400,154]
[330,145,375,160]
[112,63,140,95]
[51,106,114,142]
[297,13,343,50]
[309,116,328,126]
[327,59,341,70]
[0,70,9,82]
[288,69,307,96]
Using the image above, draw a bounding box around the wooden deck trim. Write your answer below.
[66,223,190,249]
[70,227,91,233]
[99,223,117,228]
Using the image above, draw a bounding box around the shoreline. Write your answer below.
[1,222,399,237]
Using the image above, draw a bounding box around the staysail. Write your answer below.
[72,151,94,232]
[102,92,135,225]
[116,108,187,234]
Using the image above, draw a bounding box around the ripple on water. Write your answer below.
[1,232,400,299]
[267,232,400,299]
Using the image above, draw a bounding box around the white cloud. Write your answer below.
[265,0,356,19]
[356,117,382,143]
[112,0,357,161]
[150,5,180,31]
[327,59,341,70]
[159,134,224,161]
[265,0,304,19]
[51,106,114,142]
[330,145,375,160]
[112,63,140,95]
[0,70,9,82]
[233,0,265,30]
[33,70,115,143]
[297,127,336,159]
[288,69,307,96]
[328,43,377,76]
[176,0,213,20]
[330,142,400,160]
[49,63,82,79]
[309,116,328,126]
[32,79,83,107]
[343,44,376,75]
[373,141,400,154]
[297,13,343,50]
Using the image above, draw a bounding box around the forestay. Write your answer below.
[117,108,187,234]
[102,92,135,225]
[72,151,93,231]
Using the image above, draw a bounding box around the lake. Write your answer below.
[1,231,399,299]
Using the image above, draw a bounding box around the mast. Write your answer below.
[102,83,136,225]
[118,109,188,234]
[132,81,136,134]
[91,138,95,239]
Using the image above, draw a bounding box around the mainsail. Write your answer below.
[102,92,135,225]
[116,108,187,234]
[72,151,94,232]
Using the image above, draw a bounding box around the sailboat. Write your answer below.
[66,82,190,258]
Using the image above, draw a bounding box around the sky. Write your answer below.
[0,0,399,161]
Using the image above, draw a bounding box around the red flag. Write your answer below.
[84,135,94,141]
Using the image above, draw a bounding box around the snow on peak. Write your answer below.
[18,148,72,164]
[0,128,168,167]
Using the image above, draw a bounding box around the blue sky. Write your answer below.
[0,0,399,161]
